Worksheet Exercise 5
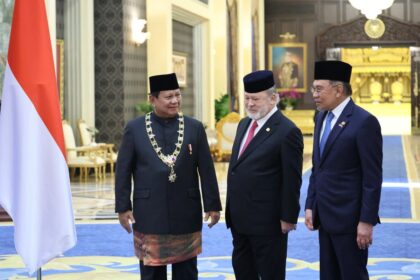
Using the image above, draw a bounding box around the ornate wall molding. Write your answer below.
[316,15,420,59]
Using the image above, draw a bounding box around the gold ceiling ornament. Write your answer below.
[279,32,296,40]
[364,18,386,39]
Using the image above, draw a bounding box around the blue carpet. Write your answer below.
[0,136,417,279]
[2,222,420,279]
[383,136,408,183]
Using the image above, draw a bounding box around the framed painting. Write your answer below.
[172,52,187,87]
[268,42,307,92]
[56,39,64,118]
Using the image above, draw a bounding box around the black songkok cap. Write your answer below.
[314,61,352,83]
[243,70,275,93]
[149,73,179,95]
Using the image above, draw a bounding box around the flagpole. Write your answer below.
[37,268,42,280]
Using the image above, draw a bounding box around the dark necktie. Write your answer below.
[319,112,334,156]
[239,121,258,157]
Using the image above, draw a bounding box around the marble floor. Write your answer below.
[68,134,420,223]
[70,136,313,222]
[3,134,420,279]
[358,103,411,135]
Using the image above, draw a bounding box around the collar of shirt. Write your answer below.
[152,112,179,126]
[320,96,351,141]
[330,96,351,128]
[238,106,278,157]
[254,105,278,135]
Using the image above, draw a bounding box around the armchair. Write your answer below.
[77,119,117,175]
[62,120,106,181]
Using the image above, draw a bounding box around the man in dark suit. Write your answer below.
[226,70,303,280]
[115,73,222,280]
[305,61,383,280]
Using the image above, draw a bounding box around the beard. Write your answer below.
[247,111,263,120]
[246,105,271,120]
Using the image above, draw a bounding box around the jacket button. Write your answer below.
[231,171,235,175]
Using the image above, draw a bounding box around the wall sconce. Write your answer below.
[132,19,150,45]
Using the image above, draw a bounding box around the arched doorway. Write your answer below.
[316,15,420,135]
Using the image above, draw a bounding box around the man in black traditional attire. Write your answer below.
[115,73,222,280]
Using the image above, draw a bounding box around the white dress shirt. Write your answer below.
[239,105,278,156]
[319,97,350,142]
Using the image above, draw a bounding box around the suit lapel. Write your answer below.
[232,111,282,168]
[320,99,354,164]
[230,118,251,167]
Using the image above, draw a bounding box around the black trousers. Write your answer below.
[231,228,288,280]
[319,227,369,280]
[139,257,198,280]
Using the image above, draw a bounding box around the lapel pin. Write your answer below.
[338,121,346,128]
[266,127,271,132]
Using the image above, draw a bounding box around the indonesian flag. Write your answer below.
[0,0,76,275]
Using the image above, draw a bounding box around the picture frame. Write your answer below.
[56,39,64,118]
[268,42,307,92]
[172,52,187,87]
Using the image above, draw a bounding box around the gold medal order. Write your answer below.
[145,112,184,182]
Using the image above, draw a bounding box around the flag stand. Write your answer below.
[37,268,42,280]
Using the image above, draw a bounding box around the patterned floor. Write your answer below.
[2,135,420,279]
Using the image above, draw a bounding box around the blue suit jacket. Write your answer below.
[305,99,382,234]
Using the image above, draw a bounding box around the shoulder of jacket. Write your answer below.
[278,112,297,129]
[353,105,376,120]
[127,116,145,128]
[183,115,203,127]
[239,117,251,125]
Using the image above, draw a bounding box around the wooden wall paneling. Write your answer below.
[265,20,276,43]
[412,2,420,23]
[390,2,406,21]
[280,20,299,39]
[323,3,339,25]
[302,20,317,105]
[173,20,195,117]
[344,2,360,22]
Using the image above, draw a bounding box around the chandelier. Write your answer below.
[349,0,394,19]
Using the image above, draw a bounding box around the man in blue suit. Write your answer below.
[305,61,383,280]
[115,73,222,280]
[226,70,303,280]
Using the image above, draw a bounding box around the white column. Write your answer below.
[147,0,172,77]
[194,23,211,125]
[258,0,265,70]
[80,1,95,128]
[237,0,253,116]
[64,0,95,143]
[210,0,228,103]
[44,0,56,69]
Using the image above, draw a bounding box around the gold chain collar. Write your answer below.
[145,112,184,182]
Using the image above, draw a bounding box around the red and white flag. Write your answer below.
[0,0,76,275]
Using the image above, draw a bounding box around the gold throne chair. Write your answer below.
[215,112,241,161]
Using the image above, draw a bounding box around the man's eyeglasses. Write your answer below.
[310,83,342,94]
